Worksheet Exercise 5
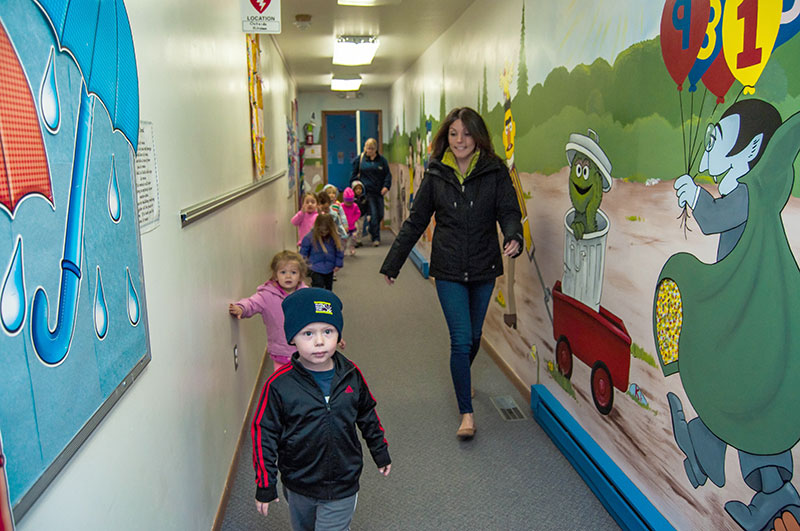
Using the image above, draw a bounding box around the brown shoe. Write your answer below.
[456,413,476,439]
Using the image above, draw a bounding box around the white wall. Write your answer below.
[16,2,296,530]
[298,89,391,146]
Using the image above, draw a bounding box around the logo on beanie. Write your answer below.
[314,301,333,315]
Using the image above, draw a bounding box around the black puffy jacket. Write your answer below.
[380,154,523,282]
[252,352,390,503]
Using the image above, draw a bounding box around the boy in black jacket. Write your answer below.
[251,288,391,530]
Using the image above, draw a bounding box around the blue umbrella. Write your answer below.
[30,0,139,364]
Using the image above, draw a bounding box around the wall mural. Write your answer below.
[0,0,149,524]
[386,0,800,529]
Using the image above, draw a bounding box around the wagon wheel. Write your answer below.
[555,336,572,379]
[591,361,614,415]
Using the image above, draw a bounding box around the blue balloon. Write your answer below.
[775,0,800,48]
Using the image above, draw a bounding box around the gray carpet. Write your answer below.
[219,232,620,530]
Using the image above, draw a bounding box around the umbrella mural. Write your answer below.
[29,0,139,365]
[0,0,149,519]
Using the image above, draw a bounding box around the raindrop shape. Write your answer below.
[40,47,60,132]
[126,268,140,326]
[1,238,25,334]
[108,157,121,222]
[93,267,108,339]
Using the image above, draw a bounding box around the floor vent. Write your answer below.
[490,395,527,421]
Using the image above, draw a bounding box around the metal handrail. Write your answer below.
[179,170,286,227]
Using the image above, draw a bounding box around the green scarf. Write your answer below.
[653,111,800,454]
[441,148,481,183]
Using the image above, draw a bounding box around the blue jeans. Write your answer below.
[435,279,495,414]
[365,192,384,242]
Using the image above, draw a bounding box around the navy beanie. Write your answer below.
[282,288,344,343]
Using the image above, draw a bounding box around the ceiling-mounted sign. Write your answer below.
[241,0,281,33]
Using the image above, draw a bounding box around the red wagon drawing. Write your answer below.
[551,280,631,415]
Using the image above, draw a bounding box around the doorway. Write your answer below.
[322,110,381,193]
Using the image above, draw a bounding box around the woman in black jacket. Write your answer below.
[350,138,392,246]
[380,107,523,439]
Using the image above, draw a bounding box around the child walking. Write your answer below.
[299,214,344,291]
[252,288,391,529]
[340,187,361,256]
[351,180,368,247]
[317,190,348,242]
[228,250,308,372]
[291,193,318,247]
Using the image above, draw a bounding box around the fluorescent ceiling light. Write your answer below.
[338,0,401,5]
[331,76,363,91]
[333,35,379,66]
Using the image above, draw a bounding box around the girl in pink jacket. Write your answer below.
[291,193,318,247]
[341,187,362,256]
[229,250,308,372]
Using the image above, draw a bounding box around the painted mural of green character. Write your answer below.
[567,137,610,240]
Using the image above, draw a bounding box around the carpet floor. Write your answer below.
[218,232,620,530]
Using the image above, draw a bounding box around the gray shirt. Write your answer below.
[693,183,749,261]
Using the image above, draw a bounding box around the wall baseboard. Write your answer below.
[531,384,674,531]
[211,351,271,531]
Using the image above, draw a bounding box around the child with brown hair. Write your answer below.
[316,190,348,242]
[299,214,344,291]
[228,250,308,372]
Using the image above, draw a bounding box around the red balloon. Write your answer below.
[660,0,711,90]
[702,48,735,103]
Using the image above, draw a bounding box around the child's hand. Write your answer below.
[255,498,277,516]
[334,266,341,273]
[338,339,346,350]
[378,464,391,476]
[228,303,243,319]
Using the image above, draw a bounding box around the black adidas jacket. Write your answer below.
[380,154,523,282]
[252,352,390,503]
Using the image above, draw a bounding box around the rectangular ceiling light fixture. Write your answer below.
[331,76,363,91]
[338,0,401,5]
[333,35,379,66]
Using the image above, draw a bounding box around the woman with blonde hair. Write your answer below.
[351,137,392,246]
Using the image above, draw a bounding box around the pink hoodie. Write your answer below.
[234,280,308,363]
[291,210,318,246]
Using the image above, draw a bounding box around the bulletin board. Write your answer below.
[0,1,150,522]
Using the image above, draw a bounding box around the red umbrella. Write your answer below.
[0,21,52,215]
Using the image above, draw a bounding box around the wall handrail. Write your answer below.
[179,170,286,228]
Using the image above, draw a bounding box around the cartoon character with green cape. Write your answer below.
[654,100,800,530]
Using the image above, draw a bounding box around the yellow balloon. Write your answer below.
[722,0,782,94]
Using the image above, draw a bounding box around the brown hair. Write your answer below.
[316,191,331,207]
[431,107,500,162]
[270,250,307,280]
[301,192,317,204]
[311,214,343,252]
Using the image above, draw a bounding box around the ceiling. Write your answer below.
[271,0,477,92]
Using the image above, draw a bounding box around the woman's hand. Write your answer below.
[380,187,389,196]
[378,464,392,476]
[384,275,395,285]
[503,240,521,257]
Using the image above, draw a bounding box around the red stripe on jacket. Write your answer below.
[251,364,293,488]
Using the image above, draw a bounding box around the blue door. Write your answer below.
[324,111,381,193]
[325,113,357,193]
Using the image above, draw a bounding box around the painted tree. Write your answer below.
[516,1,528,99]
[481,64,489,116]
[440,65,447,124]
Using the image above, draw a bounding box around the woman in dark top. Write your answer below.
[351,138,392,246]
[380,107,523,439]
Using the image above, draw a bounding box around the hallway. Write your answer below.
[218,234,620,530]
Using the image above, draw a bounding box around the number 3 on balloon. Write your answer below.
[698,0,723,61]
